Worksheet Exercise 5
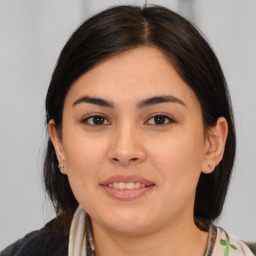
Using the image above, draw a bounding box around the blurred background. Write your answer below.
[0,0,255,250]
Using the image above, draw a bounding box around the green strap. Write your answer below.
[220,231,237,256]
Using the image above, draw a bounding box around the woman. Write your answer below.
[1,4,254,256]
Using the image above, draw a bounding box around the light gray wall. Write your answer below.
[193,0,256,241]
[0,0,83,249]
[0,0,255,250]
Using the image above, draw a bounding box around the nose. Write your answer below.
[108,123,146,167]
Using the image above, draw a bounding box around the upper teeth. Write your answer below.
[108,182,146,189]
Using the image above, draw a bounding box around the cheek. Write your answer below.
[148,129,205,190]
[62,132,109,198]
[64,131,107,170]
[62,135,111,214]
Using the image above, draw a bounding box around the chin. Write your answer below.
[95,210,153,235]
[108,220,150,235]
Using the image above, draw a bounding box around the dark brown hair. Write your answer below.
[44,4,236,230]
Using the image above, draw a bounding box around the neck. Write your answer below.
[91,217,209,256]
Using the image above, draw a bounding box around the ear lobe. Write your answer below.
[48,119,66,173]
[202,117,228,174]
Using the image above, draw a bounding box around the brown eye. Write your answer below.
[83,115,110,125]
[154,115,166,125]
[146,115,174,125]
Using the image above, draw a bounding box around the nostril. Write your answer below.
[112,157,138,163]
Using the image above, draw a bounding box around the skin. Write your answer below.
[49,46,228,256]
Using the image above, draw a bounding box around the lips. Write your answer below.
[101,175,155,186]
[100,175,155,200]
[109,182,146,189]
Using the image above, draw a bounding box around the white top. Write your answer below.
[206,224,254,256]
[68,205,254,256]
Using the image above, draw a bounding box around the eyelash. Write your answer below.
[81,114,175,126]
[145,114,175,126]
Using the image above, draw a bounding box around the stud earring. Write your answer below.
[58,164,64,171]
[208,164,215,170]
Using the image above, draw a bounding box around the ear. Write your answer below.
[48,119,67,174]
[202,117,228,174]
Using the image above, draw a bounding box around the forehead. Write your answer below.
[65,46,199,109]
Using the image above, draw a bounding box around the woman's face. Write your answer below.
[51,46,213,235]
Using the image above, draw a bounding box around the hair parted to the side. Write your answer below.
[44,4,236,230]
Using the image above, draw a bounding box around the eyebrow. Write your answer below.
[72,95,186,108]
[73,96,114,108]
[137,95,186,108]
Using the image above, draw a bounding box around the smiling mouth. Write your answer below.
[100,176,155,200]
[104,182,151,189]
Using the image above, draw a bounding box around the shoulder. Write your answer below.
[0,218,69,256]
[211,225,255,256]
[243,242,256,256]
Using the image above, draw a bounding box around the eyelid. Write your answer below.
[80,113,175,126]
[144,114,175,126]
[81,114,111,126]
